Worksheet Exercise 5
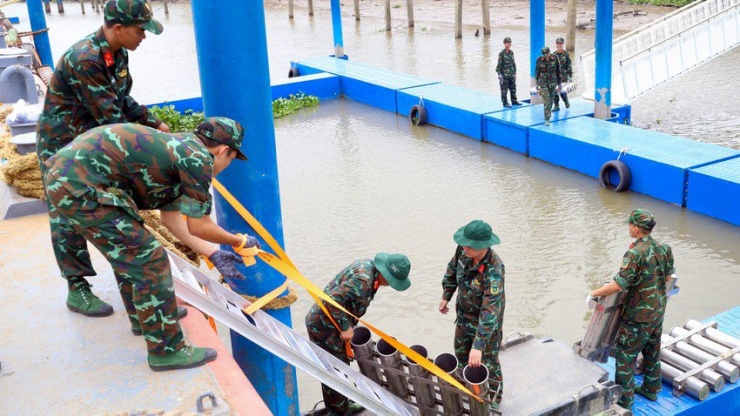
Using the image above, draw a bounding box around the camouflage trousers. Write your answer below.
[39,162,97,287]
[500,76,518,105]
[553,91,570,108]
[615,319,663,410]
[307,330,351,416]
[45,184,185,356]
[454,319,503,403]
[540,85,557,121]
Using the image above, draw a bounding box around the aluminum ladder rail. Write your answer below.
[166,250,419,416]
[580,0,740,103]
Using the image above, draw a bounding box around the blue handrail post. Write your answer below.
[530,0,545,89]
[330,0,345,57]
[26,0,54,68]
[190,1,299,415]
[594,0,613,119]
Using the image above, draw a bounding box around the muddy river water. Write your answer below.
[5,2,738,410]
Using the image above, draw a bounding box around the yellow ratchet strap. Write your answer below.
[211,179,480,402]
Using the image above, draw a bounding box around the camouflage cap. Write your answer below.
[454,219,500,249]
[541,46,551,55]
[628,209,656,230]
[374,253,411,291]
[503,37,512,43]
[195,117,248,161]
[104,0,163,35]
[556,37,565,44]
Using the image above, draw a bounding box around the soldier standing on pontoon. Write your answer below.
[496,37,521,108]
[535,46,561,126]
[589,209,675,409]
[306,253,412,415]
[553,37,572,110]
[439,219,505,410]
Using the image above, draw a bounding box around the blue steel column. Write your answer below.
[26,0,54,68]
[190,1,298,415]
[330,0,345,57]
[594,0,613,119]
[530,0,545,89]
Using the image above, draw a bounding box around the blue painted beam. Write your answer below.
[530,0,545,88]
[330,0,345,57]
[190,1,298,415]
[25,0,54,68]
[594,0,613,118]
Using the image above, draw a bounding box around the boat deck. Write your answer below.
[0,213,269,415]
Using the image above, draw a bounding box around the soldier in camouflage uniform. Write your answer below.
[36,0,171,317]
[439,220,505,408]
[535,46,562,126]
[495,37,521,108]
[589,209,675,409]
[43,117,260,370]
[306,253,412,415]
[553,37,572,110]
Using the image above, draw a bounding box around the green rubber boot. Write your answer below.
[66,283,114,317]
[148,345,217,372]
[635,385,658,401]
[348,402,364,414]
[131,306,188,336]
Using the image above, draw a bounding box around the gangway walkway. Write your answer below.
[580,0,740,103]
[166,249,420,416]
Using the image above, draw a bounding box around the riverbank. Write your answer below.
[265,0,677,34]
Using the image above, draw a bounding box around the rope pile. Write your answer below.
[0,105,197,265]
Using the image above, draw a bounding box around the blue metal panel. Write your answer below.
[295,56,437,113]
[687,157,740,226]
[484,98,597,154]
[594,0,613,112]
[530,0,545,84]
[529,117,739,206]
[271,73,341,101]
[397,83,517,140]
[9,17,20,24]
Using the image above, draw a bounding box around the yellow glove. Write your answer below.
[232,233,260,266]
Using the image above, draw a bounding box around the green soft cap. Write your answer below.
[453,219,500,249]
[374,253,411,292]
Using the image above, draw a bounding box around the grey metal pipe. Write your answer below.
[376,339,410,399]
[660,361,710,401]
[662,334,739,383]
[660,349,725,392]
[403,345,437,416]
[671,327,740,368]
[350,326,382,385]
[433,353,463,415]
[463,364,490,416]
[684,319,740,349]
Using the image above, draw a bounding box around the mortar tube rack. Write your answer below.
[656,320,740,400]
[352,344,502,415]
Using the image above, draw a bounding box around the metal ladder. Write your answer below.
[166,250,419,416]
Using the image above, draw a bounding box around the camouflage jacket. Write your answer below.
[36,28,161,163]
[496,49,516,78]
[554,50,572,82]
[615,235,675,323]
[442,246,506,351]
[305,259,380,352]
[44,123,214,227]
[535,55,561,88]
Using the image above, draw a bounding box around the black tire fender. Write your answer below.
[409,104,427,126]
[288,67,300,78]
[599,160,631,192]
